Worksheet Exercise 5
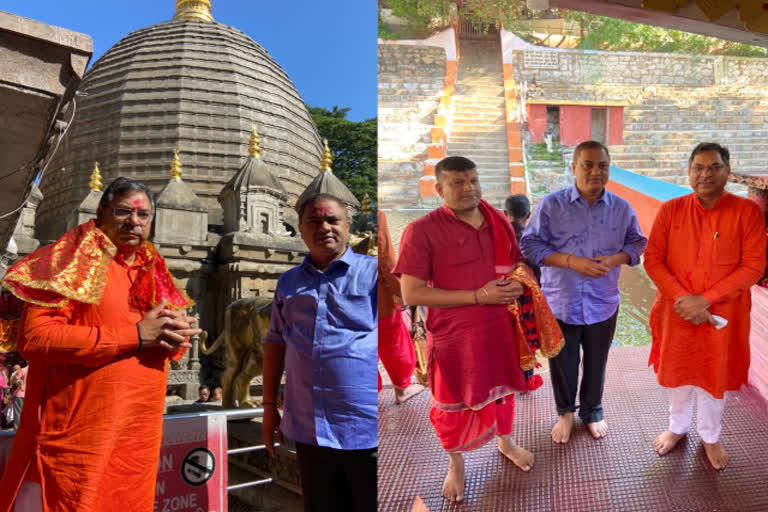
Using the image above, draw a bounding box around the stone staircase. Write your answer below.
[610,98,767,194]
[447,38,509,208]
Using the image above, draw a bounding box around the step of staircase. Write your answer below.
[442,37,511,206]
[449,133,507,142]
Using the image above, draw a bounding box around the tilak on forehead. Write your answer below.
[131,197,149,209]
[308,205,335,216]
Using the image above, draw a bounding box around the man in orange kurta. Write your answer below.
[645,143,766,470]
[377,210,424,403]
[0,177,199,511]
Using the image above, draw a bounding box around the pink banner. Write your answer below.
[749,286,768,403]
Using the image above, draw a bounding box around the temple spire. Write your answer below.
[248,124,261,159]
[89,162,103,191]
[321,139,333,173]
[173,0,214,22]
[362,193,371,215]
[170,149,183,180]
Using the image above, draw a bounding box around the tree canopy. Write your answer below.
[568,11,768,57]
[379,1,768,57]
[308,106,377,210]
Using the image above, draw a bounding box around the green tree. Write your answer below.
[567,11,768,57]
[379,1,768,57]
[308,106,377,210]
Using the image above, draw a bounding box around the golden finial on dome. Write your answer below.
[321,139,333,173]
[248,124,261,159]
[362,193,371,215]
[170,149,183,180]
[173,0,214,22]
[89,161,103,191]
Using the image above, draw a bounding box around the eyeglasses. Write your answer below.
[107,207,153,224]
[690,164,726,174]
[577,162,610,172]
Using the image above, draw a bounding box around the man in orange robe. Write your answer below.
[0,177,200,511]
[377,210,424,403]
[645,143,766,470]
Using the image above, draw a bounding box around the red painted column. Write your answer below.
[527,104,547,143]
[608,107,624,145]
[559,105,592,146]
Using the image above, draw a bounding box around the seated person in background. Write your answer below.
[195,385,210,404]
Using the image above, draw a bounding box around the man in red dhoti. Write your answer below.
[0,177,200,511]
[395,156,532,503]
[645,143,766,469]
[377,210,424,403]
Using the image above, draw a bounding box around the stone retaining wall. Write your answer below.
[514,50,768,88]
[378,44,446,209]
[512,48,768,183]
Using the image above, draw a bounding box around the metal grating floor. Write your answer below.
[378,345,768,511]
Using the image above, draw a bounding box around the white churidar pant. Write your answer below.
[667,385,726,444]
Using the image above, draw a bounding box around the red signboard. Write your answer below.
[155,413,228,512]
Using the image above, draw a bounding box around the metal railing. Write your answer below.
[164,408,281,492]
[458,13,499,39]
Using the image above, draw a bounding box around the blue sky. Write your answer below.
[3,1,376,121]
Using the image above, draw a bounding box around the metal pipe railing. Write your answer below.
[163,407,265,421]
[227,443,277,455]
[169,407,283,492]
[227,477,275,491]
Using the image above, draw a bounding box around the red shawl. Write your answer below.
[2,220,192,311]
[477,200,564,368]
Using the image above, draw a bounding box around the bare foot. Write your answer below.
[653,430,685,456]
[497,436,534,472]
[442,453,465,502]
[586,419,608,440]
[702,441,729,470]
[551,413,574,444]
[394,383,426,404]
[411,496,429,512]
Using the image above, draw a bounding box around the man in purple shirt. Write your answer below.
[520,141,647,444]
[261,193,377,512]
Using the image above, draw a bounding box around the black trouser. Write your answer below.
[13,397,23,430]
[549,309,618,423]
[295,441,377,512]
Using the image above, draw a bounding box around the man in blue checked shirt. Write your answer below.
[261,193,377,511]
[520,140,647,445]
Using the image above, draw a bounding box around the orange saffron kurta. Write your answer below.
[0,255,185,511]
[644,192,767,398]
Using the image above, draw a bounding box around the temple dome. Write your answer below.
[37,12,322,239]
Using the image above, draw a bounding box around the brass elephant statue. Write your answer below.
[199,296,272,409]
